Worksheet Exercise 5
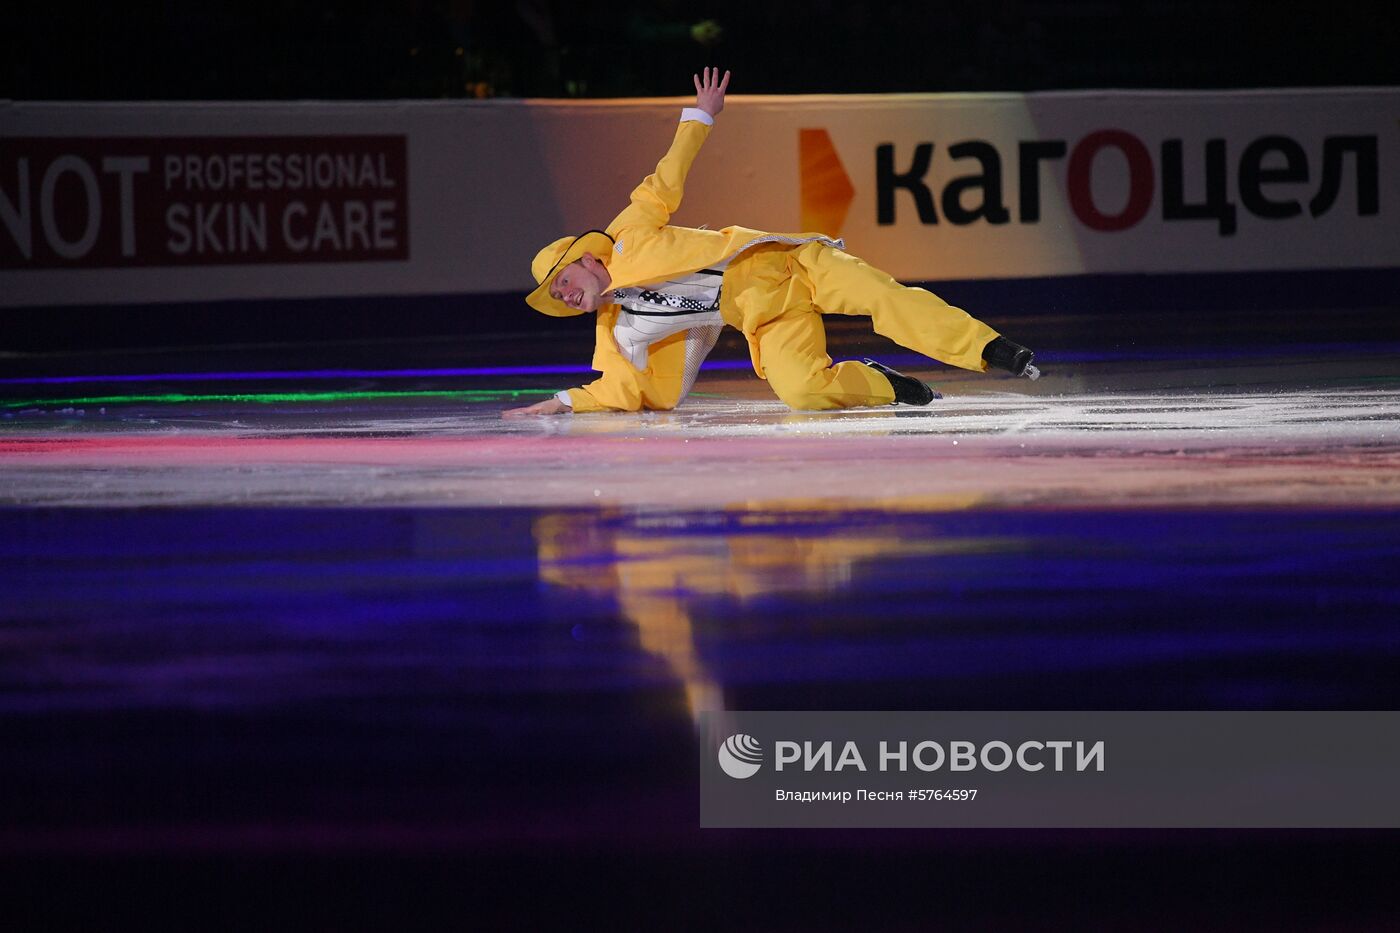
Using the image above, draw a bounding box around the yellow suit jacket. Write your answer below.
[565,118,839,412]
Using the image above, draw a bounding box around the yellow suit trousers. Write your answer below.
[567,242,1002,413]
[722,242,1001,410]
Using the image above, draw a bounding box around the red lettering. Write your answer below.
[1067,130,1154,232]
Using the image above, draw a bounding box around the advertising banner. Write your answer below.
[0,135,407,269]
[2,88,1397,308]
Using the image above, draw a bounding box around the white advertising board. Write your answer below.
[2,88,1396,308]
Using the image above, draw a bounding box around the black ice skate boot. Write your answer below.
[982,337,1041,380]
[863,358,941,405]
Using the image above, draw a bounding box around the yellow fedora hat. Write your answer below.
[526,229,615,318]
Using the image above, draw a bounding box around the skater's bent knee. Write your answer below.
[767,372,832,410]
[773,388,838,411]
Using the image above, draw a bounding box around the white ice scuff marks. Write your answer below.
[2,386,1399,508]
[6,388,1397,443]
[540,389,1400,442]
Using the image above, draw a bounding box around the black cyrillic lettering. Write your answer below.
[1161,138,1237,236]
[941,141,1011,225]
[1310,136,1379,217]
[1018,140,1067,222]
[1239,135,1308,219]
[876,142,937,225]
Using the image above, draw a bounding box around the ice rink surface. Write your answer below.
[3,321,1400,928]
[4,346,1398,509]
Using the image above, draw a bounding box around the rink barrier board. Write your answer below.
[2,88,1398,309]
[3,265,1397,358]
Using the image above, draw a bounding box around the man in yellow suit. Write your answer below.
[504,69,1039,418]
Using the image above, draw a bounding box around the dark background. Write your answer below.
[4,1,1398,359]
[4,4,1400,930]
[5,0,1398,101]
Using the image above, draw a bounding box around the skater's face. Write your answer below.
[549,253,611,312]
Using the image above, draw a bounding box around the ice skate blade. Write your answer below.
[1023,364,1041,381]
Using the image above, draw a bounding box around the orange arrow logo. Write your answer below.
[799,128,855,237]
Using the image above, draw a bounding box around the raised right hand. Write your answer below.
[693,67,731,117]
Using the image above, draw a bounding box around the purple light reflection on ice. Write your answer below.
[0,361,759,387]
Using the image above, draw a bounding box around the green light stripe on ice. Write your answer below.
[1,389,557,410]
